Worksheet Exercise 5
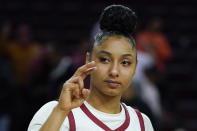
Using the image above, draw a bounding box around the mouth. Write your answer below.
[104,80,121,88]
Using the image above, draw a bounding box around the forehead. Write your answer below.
[93,36,135,56]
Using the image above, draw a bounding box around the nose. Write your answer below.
[109,62,119,78]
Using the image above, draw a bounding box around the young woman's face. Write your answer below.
[90,36,137,97]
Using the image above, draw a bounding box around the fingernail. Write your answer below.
[92,66,97,70]
[90,61,95,64]
[83,89,89,93]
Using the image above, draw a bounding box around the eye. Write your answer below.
[99,57,110,63]
[121,60,131,66]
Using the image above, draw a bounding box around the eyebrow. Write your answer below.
[98,50,112,56]
[122,54,133,57]
[98,50,133,57]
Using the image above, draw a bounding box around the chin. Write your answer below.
[92,83,122,97]
[103,89,122,97]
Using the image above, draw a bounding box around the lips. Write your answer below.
[104,80,121,88]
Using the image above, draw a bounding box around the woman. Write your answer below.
[28,4,154,131]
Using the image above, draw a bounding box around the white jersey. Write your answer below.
[28,101,154,131]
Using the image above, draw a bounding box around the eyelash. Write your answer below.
[121,60,131,66]
[99,57,110,63]
[99,57,131,66]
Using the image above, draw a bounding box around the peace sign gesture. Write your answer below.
[57,61,97,112]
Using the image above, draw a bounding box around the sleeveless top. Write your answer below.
[68,103,145,131]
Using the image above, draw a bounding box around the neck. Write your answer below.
[86,87,121,114]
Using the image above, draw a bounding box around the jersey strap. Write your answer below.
[68,104,145,131]
[134,109,145,131]
[68,111,76,131]
[80,103,130,131]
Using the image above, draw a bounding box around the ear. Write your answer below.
[86,52,90,64]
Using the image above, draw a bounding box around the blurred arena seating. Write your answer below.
[0,0,197,130]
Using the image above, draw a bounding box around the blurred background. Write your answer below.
[0,0,196,131]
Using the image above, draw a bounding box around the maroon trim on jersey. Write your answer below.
[68,111,76,131]
[134,109,145,131]
[80,103,130,131]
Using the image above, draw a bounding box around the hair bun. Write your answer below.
[99,5,137,35]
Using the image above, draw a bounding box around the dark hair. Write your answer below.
[90,5,137,54]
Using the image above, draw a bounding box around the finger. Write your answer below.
[80,66,97,79]
[68,76,84,91]
[62,82,79,97]
[60,83,79,109]
[74,61,96,79]
[71,98,85,109]
[69,76,83,90]
[68,76,80,83]
[62,82,78,91]
[82,89,90,99]
[72,85,80,99]
[86,52,90,64]
[77,76,84,91]
[71,89,89,108]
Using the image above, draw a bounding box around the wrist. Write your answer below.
[54,105,71,117]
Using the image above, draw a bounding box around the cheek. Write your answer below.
[122,69,134,78]
[92,64,108,78]
[121,68,135,84]
[97,64,109,74]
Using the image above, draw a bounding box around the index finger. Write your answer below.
[73,61,96,79]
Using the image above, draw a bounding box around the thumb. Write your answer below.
[82,89,90,99]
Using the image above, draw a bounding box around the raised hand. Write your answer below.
[57,61,97,112]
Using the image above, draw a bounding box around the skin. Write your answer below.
[40,36,137,131]
[87,36,137,113]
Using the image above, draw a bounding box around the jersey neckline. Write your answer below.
[80,102,130,131]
